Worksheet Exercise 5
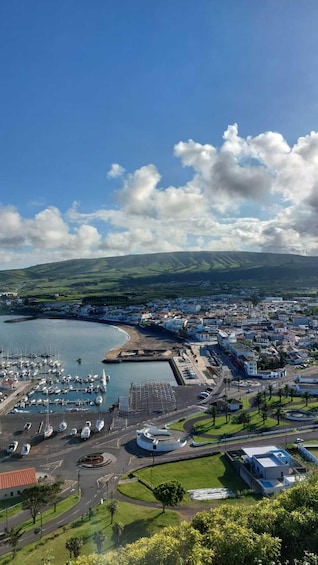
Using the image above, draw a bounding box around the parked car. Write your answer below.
[295,438,304,443]
[7,441,18,454]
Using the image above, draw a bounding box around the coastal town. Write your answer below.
[2,290,318,373]
[1,290,318,560]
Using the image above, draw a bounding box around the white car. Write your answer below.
[7,441,18,454]
[295,438,304,444]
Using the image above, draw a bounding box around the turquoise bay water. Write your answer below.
[0,316,176,412]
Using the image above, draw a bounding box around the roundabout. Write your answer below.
[78,452,116,468]
[284,409,317,422]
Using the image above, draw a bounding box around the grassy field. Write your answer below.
[170,395,318,442]
[118,454,249,505]
[0,501,179,564]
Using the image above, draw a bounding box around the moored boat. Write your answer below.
[95,418,104,432]
[81,421,91,440]
[100,369,107,393]
[21,443,31,456]
[43,422,54,438]
[95,393,103,406]
[58,420,67,433]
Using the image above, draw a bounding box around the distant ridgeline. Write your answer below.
[1,251,318,301]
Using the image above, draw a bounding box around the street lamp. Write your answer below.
[77,468,80,494]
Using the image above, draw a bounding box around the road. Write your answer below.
[0,354,315,555]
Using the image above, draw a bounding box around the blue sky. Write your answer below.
[1,1,318,269]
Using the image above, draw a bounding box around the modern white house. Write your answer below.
[239,445,305,495]
[136,426,186,452]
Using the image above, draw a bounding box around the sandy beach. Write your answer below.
[103,323,184,361]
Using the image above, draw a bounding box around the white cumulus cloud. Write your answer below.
[3,123,318,268]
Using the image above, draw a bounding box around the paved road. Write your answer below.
[0,359,315,555]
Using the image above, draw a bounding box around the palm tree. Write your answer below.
[113,521,124,544]
[277,387,284,403]
[261,403,268,424]
[303,391,311,407]
[224,377,231,392]
[289,387,295,402]
[256,391,263,412]
[65,536,83,559]
[107,499,118,524]
[267,383,273,400]
[273,406,283,425]
[4,526,24,557]
[222,395,229,423]
[284,383,290,399]
[207,404,217,426]
[93,530,106,554]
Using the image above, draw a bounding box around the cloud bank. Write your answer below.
[2,124,318,268]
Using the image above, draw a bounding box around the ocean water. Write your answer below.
[0,316,176,413]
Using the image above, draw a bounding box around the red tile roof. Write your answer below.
[0,467,36,490]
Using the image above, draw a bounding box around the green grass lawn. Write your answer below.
[170,395,318,440]
[0,501,180,564]
[118,454,248,506]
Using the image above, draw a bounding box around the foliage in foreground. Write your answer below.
[68,473,318,564]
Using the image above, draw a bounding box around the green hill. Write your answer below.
[1,251,318,301]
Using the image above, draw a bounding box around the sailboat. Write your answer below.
[95,416,104,432]
[43,391,53,439]
[100,369,107,393]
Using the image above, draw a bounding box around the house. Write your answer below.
[210,398,242,412]
[0,467,37,499]
[237,446,305,495]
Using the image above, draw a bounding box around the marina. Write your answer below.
[0,316,177,415]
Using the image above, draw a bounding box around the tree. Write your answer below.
[224,377,232,392]
[303,391,312,407]
[4,526,24,557]
[153,480,185,513]
[207,404,217,426]
[113,521,124,544]
[277,387,284,403]
[65,536,83,559]
[256,391,263,412]
[222,394,229,423]
[93,530,106,554]
[47,480,63,512]
[267,383,273,400]
[261,403,268,424]
[273,406,283,425]
[107,499,118,524]
[22,484,52,524]
[284,383,290,398]
[240,411,251,428]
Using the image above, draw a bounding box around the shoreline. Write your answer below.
[101,322,184,362]
[3,315,185,362]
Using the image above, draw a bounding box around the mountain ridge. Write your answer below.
[1,251,318,299]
